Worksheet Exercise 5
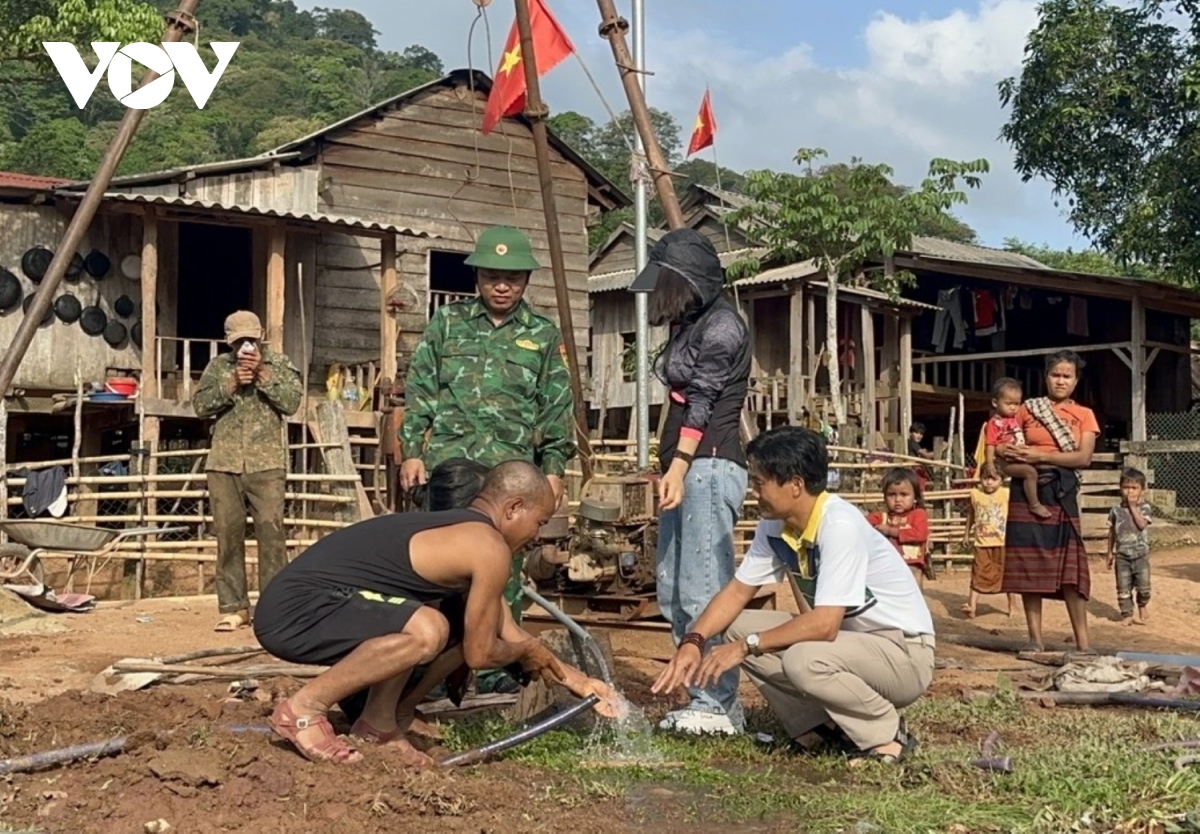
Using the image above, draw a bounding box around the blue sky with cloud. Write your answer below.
[294,0,1087,251]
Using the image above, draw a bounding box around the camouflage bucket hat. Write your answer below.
[464,226,541,272]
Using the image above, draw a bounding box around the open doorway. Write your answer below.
[177,222,252,370]
[428,250,475,318]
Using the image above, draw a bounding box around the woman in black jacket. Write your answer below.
[630,228,752,735]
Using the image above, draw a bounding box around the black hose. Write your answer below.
[0,737,126,776]
[439,695,600,768]
[522,584,614,685]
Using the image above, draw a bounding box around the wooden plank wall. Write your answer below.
[591,231,637,276]
[590,294,667,411]
[0,205,146,390]
[312,232,385,373]
[283,231,317,373]
[693,214,752,253]
[315,81,592,364]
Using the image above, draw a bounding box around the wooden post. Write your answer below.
[140,210,159,399]
[789,284,803,424]
[266,225,286,349]
[380,234,398,385]
[0,396,7,544]
[513,0,594,481]
[899,316,913,436]
[862,306,877,442]
[1131,294,1147,443]
[806,293,818,402]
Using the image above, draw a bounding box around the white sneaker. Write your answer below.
[658,707,744,736]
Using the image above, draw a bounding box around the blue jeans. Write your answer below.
[657,456,748,715]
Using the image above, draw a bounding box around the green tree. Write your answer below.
[674,158,746,195]
[815,162,977,243]
[1001,237,1161,278]
[728,149,989,425]
[312,6,377,51]
[0,0,162,82]
[999,0,1200,284]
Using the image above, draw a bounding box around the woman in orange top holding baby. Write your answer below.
[868,468,931,588]
[997,350,1099,655]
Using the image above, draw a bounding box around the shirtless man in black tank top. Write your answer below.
[254,461,618,765]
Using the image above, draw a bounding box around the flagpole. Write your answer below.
[512,0,594,482]
[632,0,650,470]
[706,88,735,256]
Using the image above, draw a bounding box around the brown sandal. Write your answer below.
[214,611,249,632]
[349,717,404,744]
[271,701,362,764]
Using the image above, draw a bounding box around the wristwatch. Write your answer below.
[745,633,763,657]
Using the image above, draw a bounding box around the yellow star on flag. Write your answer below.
[499,44,522,76]
[694,115,704,131]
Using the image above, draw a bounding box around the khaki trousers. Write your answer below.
[209,469,288,614]
[727,610,936,750]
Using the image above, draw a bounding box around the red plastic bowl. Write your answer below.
[104,378,139,397]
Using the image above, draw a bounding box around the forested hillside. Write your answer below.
[0,0,978,252]
[0,0,444,179]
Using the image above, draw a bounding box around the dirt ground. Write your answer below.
[1,547,1197,833]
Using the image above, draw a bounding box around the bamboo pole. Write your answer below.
[0,1,202,396]
[6,491,354,505]
[4,473,361,487]
[512,0,594,483]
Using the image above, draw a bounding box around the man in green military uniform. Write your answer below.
[399,226,576,692]
[194,311,302,633]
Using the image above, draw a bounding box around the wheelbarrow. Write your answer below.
[0,520,188,592]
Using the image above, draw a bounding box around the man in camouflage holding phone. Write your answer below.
[193,310,302,633]
[399,226,576,693]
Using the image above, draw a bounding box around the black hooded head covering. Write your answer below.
[627,228,724,309]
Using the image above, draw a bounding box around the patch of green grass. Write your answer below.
[441,695,1200,832]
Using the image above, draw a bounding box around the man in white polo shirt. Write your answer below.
[652,425,935,763]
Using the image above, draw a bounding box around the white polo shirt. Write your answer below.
[735,492,935,638]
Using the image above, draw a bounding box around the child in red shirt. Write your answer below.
[868,467,931,588]
[985,377,1048,518]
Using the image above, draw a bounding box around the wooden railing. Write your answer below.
[156,336,225,402]
[746,375,791,425]
[429,290,474,318]
[911,356,1039,396]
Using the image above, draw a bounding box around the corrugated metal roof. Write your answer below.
[589,247,769,293]
[57,153,305,190]
[53,191,439,238]
[805,281,942,312]
[0,171,70,189]
[731,258,822,287]
[909,236,1049,270]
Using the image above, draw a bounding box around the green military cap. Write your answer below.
[465,226,541,272]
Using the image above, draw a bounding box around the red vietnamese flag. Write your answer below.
[481,0,575,135]
[686,89,717,156]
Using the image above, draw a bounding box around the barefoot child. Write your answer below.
[985,377,1050,519]
[962,471,1019,619]
[1106,468,1152,626]
[868,468,931,587]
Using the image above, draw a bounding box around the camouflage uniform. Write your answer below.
[399,297,576,478]
[194,325,302,615]
[400,228,576,640]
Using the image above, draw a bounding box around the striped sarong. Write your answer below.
[1001,467,1090,601]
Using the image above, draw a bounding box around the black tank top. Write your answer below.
[267,509,492,602]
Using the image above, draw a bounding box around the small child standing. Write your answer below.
[868,468,931,587]
[984,377,1050,519]
[962,471,1019,619]
[1107,468,1153,626]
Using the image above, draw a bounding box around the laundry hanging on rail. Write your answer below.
[931,286,968,353]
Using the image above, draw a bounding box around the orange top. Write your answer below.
[1017,400,1100,451]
